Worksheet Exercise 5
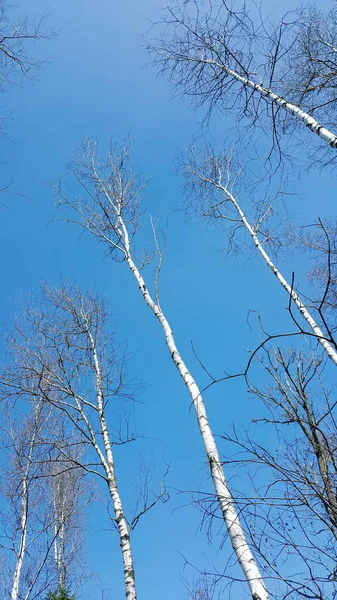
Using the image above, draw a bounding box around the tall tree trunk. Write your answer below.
[10,420,39,600]
[213,59,337,147]
[217,183,337,365]
[116,217,269,600]
[182,53,337,148]
[53,477,66,590]
[11,477,28,600]
[86,324,137,600]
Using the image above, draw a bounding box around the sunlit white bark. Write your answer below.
[194,57,337,148]
[152,4,337,154]
[122,233,269,600]
[85,320,136,600]
[41,299,138,600]
[10,407,41,600]
[11,475,28,600]
[195,159,337,366]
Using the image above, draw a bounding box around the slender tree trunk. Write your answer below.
[10,422,39,600]
[11,477,28,600]
[197,57,337,148]
[116,218,269,600]
[86,325,137,600]
[301,397,337,534]
[106,475,136,600]
[53,479,66,590]
[221,185,337,365]
[315,443,337,534]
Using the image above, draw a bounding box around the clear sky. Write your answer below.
[0,1,335,599]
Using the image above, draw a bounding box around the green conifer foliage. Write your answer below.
[45,587,75,600]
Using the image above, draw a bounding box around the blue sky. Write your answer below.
[0,0,335,598]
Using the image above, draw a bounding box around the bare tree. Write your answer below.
[5,401,49,600]
[180,146,337,365]
[47,419,89,596]
[0,0,54,91]
[215,346,337,600]
[0,401,70,600]
[55,139,270,600]
[148,1,337,163]
[0,286,166,600]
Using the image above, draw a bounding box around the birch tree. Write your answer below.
[149,1,337,162]
[180,146,337,365]
[47,419,89,596]
[0,286,165,600]
[55,139,270,600]
[0,401,61,600]
[50,468,81,594]
[0,395,89,600]
[5,401,47,600]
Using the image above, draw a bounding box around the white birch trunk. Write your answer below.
[86,327,137,600]
[221,186,337,365]
[11,477,28,600]
[116,217,269,600]
[197,57,337,148]
[53,477,66,590]
[10,422,38,600]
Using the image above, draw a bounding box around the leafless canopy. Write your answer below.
[284,2,337,127]
[149,0,337,164]
[57,140,146,262]
[0,0,54,91]
[0,400,87,600]
[0,286,134,465]
[180,144,283,255]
